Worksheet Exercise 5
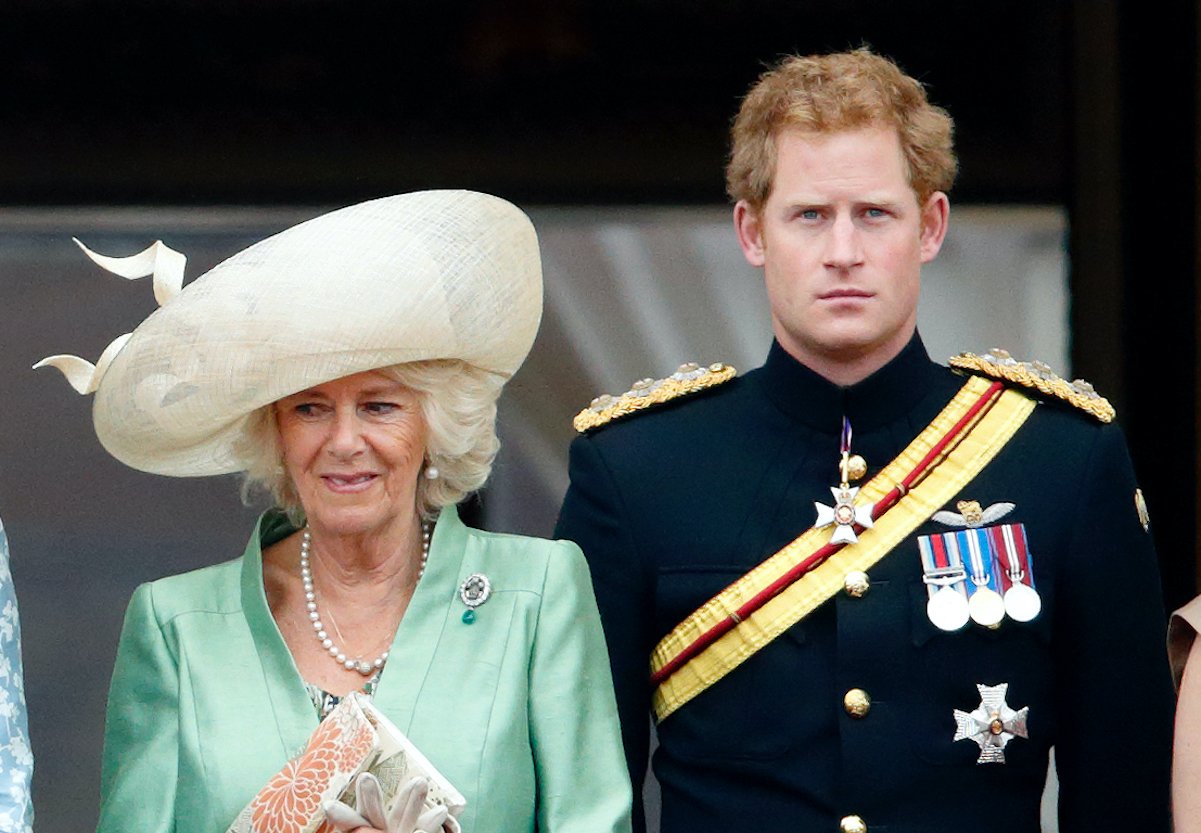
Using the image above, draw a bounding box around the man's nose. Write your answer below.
[824,214,864,269]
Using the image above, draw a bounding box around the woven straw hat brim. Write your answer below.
[88,190,542,476]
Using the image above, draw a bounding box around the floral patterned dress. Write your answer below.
[0,517,33,833]
[304,674,379,721]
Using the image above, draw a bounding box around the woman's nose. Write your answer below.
[325,409,365,458]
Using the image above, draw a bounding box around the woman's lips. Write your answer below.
[321,473,378,493]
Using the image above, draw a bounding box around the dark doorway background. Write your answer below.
[2,1,1068,205]
[1,1,1198,830]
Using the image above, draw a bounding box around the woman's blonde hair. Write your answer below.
[235,359,505,521]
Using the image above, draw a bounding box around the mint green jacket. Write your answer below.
[97,506,633,833]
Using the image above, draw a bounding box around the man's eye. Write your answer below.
[864,207,888,218]
[800,209,821,220]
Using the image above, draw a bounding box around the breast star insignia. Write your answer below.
[953,682,1029,764]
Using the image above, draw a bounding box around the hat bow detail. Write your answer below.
[33,239,187,394]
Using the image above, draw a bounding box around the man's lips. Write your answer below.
[818,288,873,300]
[320,473,379,493]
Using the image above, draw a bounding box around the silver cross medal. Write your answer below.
[814,418,874,545]
[953,682,1029,764]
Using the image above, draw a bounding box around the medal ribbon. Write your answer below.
[918,532,969,603]
[989,523,1036,592]
[959,528,1000,594]
[839,416,853,483]
[650,376,1037,722]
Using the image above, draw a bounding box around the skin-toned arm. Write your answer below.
[1175,637,1201,832]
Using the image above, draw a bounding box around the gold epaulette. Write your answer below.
[572,362,737,432]
[949,348,1115,423]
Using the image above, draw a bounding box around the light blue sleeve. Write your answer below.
[0,520,34,833]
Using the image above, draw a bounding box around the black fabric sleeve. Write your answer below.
[1053,423,1174,832]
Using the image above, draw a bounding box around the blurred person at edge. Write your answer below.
[1169,598,1201,832]
[0,516,33,833]
[37,191,632,833]
[555,49,1173,833]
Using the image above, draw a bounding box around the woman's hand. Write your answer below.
[323,773,450,833]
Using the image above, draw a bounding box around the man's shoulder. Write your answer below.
[949,348,1129,474]
[949,348,1116,424]
[571,361,742,435]
[570,360,762,444]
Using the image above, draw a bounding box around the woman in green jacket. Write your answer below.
[37,191,632,833]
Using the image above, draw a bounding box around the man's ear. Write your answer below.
[734,200,767,267]
[919,191,950,263]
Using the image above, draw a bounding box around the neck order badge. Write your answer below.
[649,375,1037,722]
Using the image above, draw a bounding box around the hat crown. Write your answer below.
[64,190,540,476]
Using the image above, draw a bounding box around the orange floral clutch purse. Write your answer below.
[226,693,466,833]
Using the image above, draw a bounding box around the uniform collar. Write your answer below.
[756,332,945,433]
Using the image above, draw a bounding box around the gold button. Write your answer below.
[843,570,870,598]
[840,815,867,833]
[843,688,871,718]
[845,454,868,481]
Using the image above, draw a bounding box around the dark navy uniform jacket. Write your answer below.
[555,335,1173,833]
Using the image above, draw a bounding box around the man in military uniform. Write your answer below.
[555,50,1173,833]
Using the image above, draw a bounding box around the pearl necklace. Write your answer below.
[300,523,431,676]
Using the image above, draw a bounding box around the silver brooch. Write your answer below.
[458,573,491,624]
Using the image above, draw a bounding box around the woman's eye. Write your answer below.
[363,402,398,415]
[290,401,331,419]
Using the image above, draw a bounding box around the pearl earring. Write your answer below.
[424,465,440,480]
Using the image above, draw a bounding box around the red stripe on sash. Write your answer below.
[649,381,1005,688]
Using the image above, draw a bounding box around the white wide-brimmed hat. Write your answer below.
[36,190,543,477]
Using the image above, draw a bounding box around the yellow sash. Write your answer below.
[651,375,1035,722]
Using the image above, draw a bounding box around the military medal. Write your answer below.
[990,523,1041,623]
[918,532,970,631]
[1003,582,1040,623]
[928,584,971,631]
[953,682,1030,764]
[961,529,1005,627]
[814,418,873,545]
[968,583,1006,627]
[928,501,1039,627]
